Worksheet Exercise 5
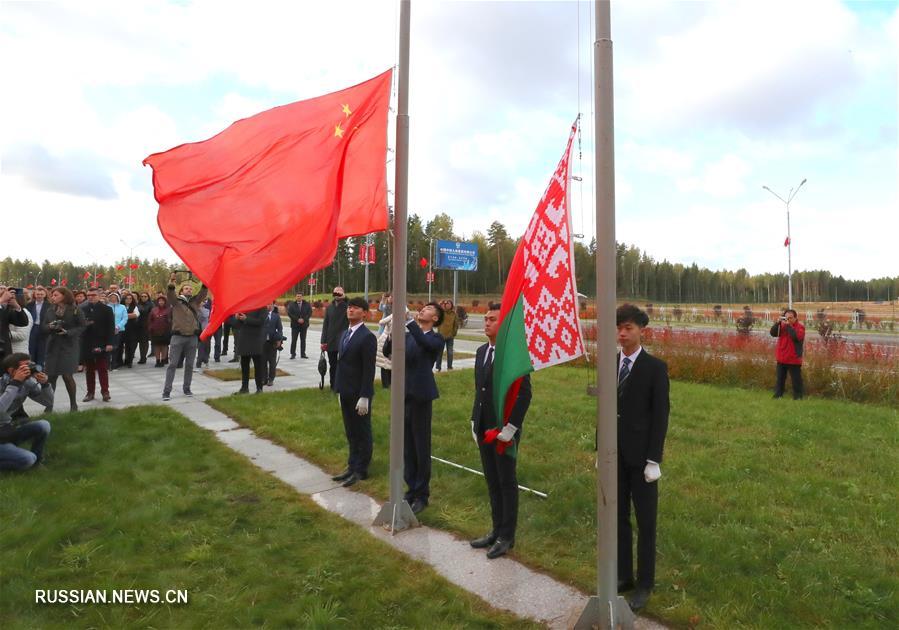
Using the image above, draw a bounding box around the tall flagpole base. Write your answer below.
[372,500,419,534]
[573,595,635,630]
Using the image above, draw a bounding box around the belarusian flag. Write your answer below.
[492,122,586,456]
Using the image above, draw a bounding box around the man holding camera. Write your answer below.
[163,272,208,401]
[81,289,115,402]
[770,309,805,400]
[320,287,348,392]
[0,353,53,471]
[0,287,29,363]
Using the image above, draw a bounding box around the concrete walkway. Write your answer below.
[24,332,663,630]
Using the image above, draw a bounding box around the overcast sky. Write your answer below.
[2,0,896,280]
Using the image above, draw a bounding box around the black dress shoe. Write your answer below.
[628,587,652,612]
[470,533,497,549]
[331,469,353,482]
[618,579,635,593]
[341,473,359,487]
[486,538,514,559]
[410,499,427,514]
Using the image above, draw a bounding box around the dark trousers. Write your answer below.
[618,460,659,590]
[84,354,110,396]
[29,332,47,370]
[138,331,149,362]
[240,354,264,392]
[436,337,455,370]
[222,323,232,354]
[212,327,222,360]
[478,438,519,541]
[110,332,123,369]
[197,335,210,366]
[339,394,372,475]
[380,367,391,389]
[263,341,279,383]
[124,330,139,366]
[327,351,339,391]
[774,362,804,399]
[290,325,308,357]
[403,398,433,503]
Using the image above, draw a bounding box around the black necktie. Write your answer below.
[485,346,494,369]
[618,356,631,387]
[341,329,351,353]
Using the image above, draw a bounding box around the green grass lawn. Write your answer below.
[209,368,899,629]
[0,405,538,629]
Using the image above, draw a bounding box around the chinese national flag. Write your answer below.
[130,263,139,270]
[144,70,392,339]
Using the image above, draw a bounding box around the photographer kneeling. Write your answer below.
[0,352,54,471]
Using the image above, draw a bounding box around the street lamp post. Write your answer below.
[762,179,807,309]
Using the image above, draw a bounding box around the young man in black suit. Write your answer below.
[469,302,531,559]
[615,303,670,612]
[287,293,312,359]
[383,302,444,514]
[332,297,377,488]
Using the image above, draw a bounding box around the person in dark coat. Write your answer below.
[383,302,445,514]
[262,301,284,386]
[319,287,348,392]
[41,287,86,412]
[615,304,670,613]
[80,288,115,402]
[1,287,30,363]
[148,295,172,367]
[135,291,153,364]
[230,306,267,394]
[287,293,312,359]
[122,293,141,368]
[469,302,531,560]
[331,296,377,488]
[25,285,49,368]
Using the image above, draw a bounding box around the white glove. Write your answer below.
[355,397,369,416]
[470,421,478,445]
[644,461,661,483]
[497,424,518,442]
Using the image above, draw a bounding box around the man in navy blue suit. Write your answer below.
[384,302,444,514]
[615,303,670,613]
[331,297,377,488]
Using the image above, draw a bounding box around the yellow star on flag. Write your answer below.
[341,103,352,117]
[334,123,344,138]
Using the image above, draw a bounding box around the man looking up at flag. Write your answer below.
[162,272,207,401]
[615,303,670,612]
[469,302,531,559]
[383,302,444,515]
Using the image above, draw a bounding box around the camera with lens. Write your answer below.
[48,319,66,334]
[27,361,38,374]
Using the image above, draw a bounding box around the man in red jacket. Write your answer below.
[770,309,805,400]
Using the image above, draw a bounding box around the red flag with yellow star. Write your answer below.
[143,70,392,339]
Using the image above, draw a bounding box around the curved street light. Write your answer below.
[762,178,807,309]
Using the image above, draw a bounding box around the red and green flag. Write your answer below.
[491,122,586,455]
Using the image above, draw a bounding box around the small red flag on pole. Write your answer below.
[784,236,791,247]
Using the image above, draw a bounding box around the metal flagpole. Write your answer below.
[576,1,634,627]
[452,270,458,311]
[373,0,418,533]
[363,234,371,304]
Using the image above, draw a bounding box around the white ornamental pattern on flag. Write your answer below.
[520,124,586,370]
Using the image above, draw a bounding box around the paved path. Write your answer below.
[24,334,663,630]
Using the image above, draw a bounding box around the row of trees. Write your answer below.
[2,215,897,304]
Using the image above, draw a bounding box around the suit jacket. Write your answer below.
[471,343,531,435]
[383,321,444,401]
[80,301,115,352]
[287,300,312,329]
[320,300,348,347]
[335,325,376,399]
[264,309,284,342]
[616,349,669,467]
[230,307,267,356]
[25,300,48,357]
